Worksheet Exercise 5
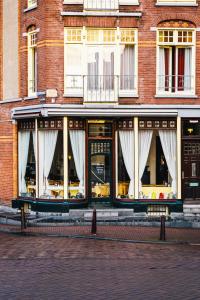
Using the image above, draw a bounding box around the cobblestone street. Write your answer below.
[0,232,200,300]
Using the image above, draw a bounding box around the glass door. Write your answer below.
[88,140,113,202]
[86,46,115,102]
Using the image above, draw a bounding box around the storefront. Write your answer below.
[15,106,189,214]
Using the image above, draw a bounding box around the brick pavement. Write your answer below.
[0,232,200,300]
[1,222,200,243]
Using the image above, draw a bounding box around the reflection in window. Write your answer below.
[48,132,64,198]
[25,132,36,197]
[68,130,85,198]
[139,130,177,199]
[18,131,35,197]
[183,120,200,136]
[88,123,112,137]
[39,130,63,198]
[118,140,130,198]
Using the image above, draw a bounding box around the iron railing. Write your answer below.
[84,0,119,10]
[158,75,194,93]
[65,75,136,102]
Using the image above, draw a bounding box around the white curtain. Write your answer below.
[39,130,58,196]
[184,48,191,90]
[32,131,36,159]
[159,48,165,91]
[18,131,30,194]
[120,45,135,90]
[69,130,85,194]
[159,130,177,194]
[119,131,134,196]
[139,130,153,191]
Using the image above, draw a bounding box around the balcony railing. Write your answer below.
[84,0,119,10]
[158,75,194,94]
[65,75,137,102]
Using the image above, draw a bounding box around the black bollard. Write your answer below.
[160,215,166,241]
[21,206,25,231]
[91,208,97,235]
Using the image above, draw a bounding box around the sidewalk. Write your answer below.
[1,223,200,244]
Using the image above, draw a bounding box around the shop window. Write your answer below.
[139,130,177,199]
[18,131,36,197]
[88,122,112,137]
[118,140,131,198]
[117,130,134,198]
[183,120,200,136]
[68,130,85,198]
[39,131,64,198]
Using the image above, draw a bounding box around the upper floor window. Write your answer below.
[28,28,37,97]
[27,0,37,9]
[63,0,139,10]
[157,29,196,96]
[64,28,138,102]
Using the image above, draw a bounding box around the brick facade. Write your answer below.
[0,0,200,204]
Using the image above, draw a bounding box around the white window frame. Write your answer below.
[27,0,37,9]
[64,27,138,100]
[63,1,139,7]
[28,30,37,97]
[156,28,196,97]
[156,0,197,7]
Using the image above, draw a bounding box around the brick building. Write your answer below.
[0,0,200,216]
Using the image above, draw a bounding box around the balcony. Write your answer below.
[84,0,119,10]
[157,75,194,96]
[65,75,137,102]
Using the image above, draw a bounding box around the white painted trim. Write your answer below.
[115,130,118,197]
[12,104,200,119]
[156,2,197,6]
[35,119,39,198]
[134,117,139,199]
[0,98,22,104]
[155,94,198,98]
[63,1,139,5]
[61,11,142,17]
[24,5,38,13]
[177,116,181,199]
[64,117,68,199]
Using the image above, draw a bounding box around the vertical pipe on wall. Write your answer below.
[134,117,139,199]
[64,117,68,199]
[35,119,39,198]
[177,116,181,199]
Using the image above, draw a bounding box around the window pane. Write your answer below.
[120,45,135,90]
[88,123,112,137]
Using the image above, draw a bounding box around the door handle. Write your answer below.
[182,171,184,179]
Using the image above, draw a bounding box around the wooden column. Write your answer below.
[12,121,18,198]
[64,117,68,199]
[134,117,139,199]
[115,129,118,197]
[35,119,39,198]
[177,116,182,199]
